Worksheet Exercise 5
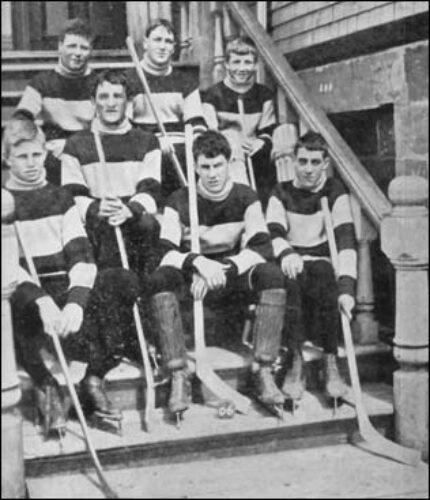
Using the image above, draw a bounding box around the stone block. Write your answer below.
[394,102,429,158]
[405,43,429,102]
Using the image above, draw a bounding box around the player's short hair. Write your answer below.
[59,18,94,44]
[91,69,130,98]
[225,36,258,62]
[145,18,176,41]
[193,130,232,161]
[2,117,46,160]
[294,130,329,159]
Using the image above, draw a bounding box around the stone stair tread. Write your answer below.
[22,382,393,462]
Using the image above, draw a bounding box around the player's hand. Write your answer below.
[191,274,209,300]
[281,253,304,280]
[35,296,62,337]
[338,294,355,321]
[242,138,264,156]
[193,256,229,290]
[99,196,123,217]
[108,204,133,226]
[57,303,84,338]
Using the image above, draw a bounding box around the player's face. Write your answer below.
[59,34,91,72]
[195,154,229,194]
[94,81,127,126]
[8,140,47,183]
[294,147,328,190]
[143,26,175,67]
[225,52,257,85]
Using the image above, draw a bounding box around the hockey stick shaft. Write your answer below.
[14,222,118,498]
[237,97,257,191]
[126,36,187,187]
[184,124,251,414]
[321,196,421,466]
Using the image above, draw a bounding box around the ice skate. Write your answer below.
[323,353,348,416]
[282,348,306,415]
[34,377,67,443]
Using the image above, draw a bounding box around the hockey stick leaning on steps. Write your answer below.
[184,124,251,414]
[320,196,421,467]
[237,97,258,348]
[14,221,118,498]
[93,130,156,433]
[126,36,187,188]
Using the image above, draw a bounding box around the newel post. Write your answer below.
[381,176,428,460]
[1,189,26,498]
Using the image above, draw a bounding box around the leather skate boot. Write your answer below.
[79,375,123,432]
[252,289,287,419]
[323,353,348,415]
[282,348,306,413]
[151,292,191,427]
[34,377,67,440]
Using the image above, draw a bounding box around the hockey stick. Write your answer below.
[126,36,187,188]
[14,221,118,498]
[184,124,251,414]
[237,97,258,349]
[321,196,421,466]
[92,130,156,433]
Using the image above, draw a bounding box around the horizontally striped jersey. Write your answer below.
[61,126,162,222]
[201,80,277,157]
[125,66,207,144]
[265,177,357,296]
[16,69,96,141]
[7,183,96,308]
[159,181,273,276]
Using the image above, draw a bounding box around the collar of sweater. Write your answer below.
[55,59,91,78]
[91,117,132,135]
[223,75,255,95]
[6,169,47,191]
[141,57,172,76]
[196,178,234,202]
[292,172,328,193]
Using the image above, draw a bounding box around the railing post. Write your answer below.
[211,2,225,83]
[381,175,428,460]
[350,196,379,344]
[178,2,190,62]
[1,189,26,498]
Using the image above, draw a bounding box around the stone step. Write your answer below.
[23,382,395,479]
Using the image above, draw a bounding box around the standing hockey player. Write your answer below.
[4,118,141,435]
[148,130,286,422]
[126,18,207,200]
[200,36,278,209]
[265,130,357,410]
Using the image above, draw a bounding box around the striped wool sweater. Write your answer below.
[61,127,162,222]
[125,66,207,143]
[7,183,96,308]
[159,181,273,276]
[201,80,277,154]
[16,69,97,141]
[265,176,357,296]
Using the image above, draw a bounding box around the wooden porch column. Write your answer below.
[1,190,25,498]
[1,1,13,50]
[211,2,225,83]
[350,196,379,344]
[381,176,429,460]
[178,2,189,62]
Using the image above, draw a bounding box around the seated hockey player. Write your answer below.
[4,117,141,435]
[148,130,287,421]
[265,130,357,409]
[61,69,162,293]
[200,36,278,209]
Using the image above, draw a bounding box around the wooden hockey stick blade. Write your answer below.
[341,314,421,466]
[193,300,251,415]
[132,304,157,433]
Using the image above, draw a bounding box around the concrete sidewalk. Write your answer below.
[27,443,428,498]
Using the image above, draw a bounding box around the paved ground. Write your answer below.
[27,444,428,499]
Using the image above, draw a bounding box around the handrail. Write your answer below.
[226,1,392,228]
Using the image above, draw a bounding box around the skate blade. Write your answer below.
[327,396,344,417]
[174,410,187,430]
[257,400,285,421]
[89,414,123,436]
[284,399,300,416]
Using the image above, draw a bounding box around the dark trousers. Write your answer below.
[283,260,340,354]
[12,268,142,386]
[250,144,277,212]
